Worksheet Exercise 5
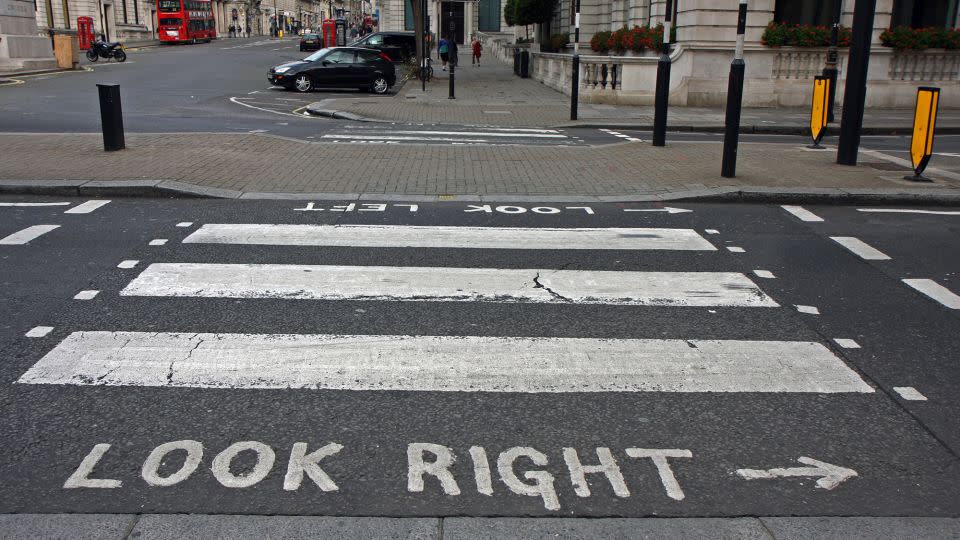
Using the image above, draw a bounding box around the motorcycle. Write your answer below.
[86,40,127,62]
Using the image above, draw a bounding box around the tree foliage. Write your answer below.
[505,0,556,27]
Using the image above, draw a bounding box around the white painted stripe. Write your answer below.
[753,270,776,279]
[183,225,717,251]
[902,279,960,309]
[727,246,745,253]
[122,264,779,307]
[348,125,561,134]
[363,130,566,139]
[830,237,891,260]
[0,202,70,207]
[705,229,720,235]
[19,332,873,393]
[64,200,111,214]
[0,224,60,245]
[73,290,99,300]
[117,260,139,269]
[795,305,820,315]
[25,326,53,338]
[322,134,490,143]
[857,209,960,216]
[176,222,194,228]
[833,338,861,349]
[781,205,824,222]
[893,386,928,401]
[149,239,168,246]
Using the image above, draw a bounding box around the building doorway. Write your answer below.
[440,1,464,44]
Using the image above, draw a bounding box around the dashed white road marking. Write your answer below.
[0,224,60,245]
[705,229,720,235]
[73,290,99,300]
[65,200,111,214]
[893,387,928,401]
[176,222,194,228]
[122,264,780,307]
[183,224,718,251]
[25,326,54,338]
[149,239,168,246]
[726,246,745,253]
[857,208,960,216]
[753,270,776,279]
[902,279,960,309]
[795,305,820,315]
[833,338,861,349]
[830,236,891,260]
[781,205,824,222]
[117,260,139,269]
[19,332,874,393]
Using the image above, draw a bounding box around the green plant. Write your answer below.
[880,26,960,51]
[548,32,570,51]
[590,24,673,54]
[761,21,853,48]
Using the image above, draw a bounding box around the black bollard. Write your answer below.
[97,84,125,152]
[721,0,748,178]
[570,55,580,121]
[652,0,673,147]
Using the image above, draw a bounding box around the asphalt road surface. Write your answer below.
[1,195,958,518]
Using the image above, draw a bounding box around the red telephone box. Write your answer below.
[321,19,336,48]
[77,16,95,50]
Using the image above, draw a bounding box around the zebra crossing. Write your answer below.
[18,220,871,396]
[319,125,584,146]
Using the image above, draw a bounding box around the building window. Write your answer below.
[478,0,500,31]
[123,0,129,23]
[892,0,959,28]
[774,0,841,26]
[404,0,415,30]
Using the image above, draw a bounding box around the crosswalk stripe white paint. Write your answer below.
[753,270,776,279]
[830,236,891,260]
[117,260,139,269]
[19,332,873,393]
[322,134,490,143]
[795,305,820,315]
[25,326,54,338]
[833,338,861,349]
[0,224,60,245]
[64,200,111,214]
[0,202,70,207]
[73,290,99,300]
[781,205,824,222]
[357,130,567,139]
[726,246,745,253]
[149,239,168,246]
[902,279,960,309]
[893,386,928,401]
[121,264,779,307]
[183,224,718,251]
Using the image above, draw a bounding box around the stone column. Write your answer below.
[0,0,57,71]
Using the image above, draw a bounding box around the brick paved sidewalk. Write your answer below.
[310,52,960,131]
[1,133,957,198]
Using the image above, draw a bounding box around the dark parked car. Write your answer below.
[299,33,322,51]
[350,31,415,62]
[269,47,397,94]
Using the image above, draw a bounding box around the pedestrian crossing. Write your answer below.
[16,220,874,396]
[319,125,584,146]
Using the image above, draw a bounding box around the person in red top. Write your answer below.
[471,36,482,66]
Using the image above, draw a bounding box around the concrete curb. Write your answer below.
[2,179,959,204]
[302,104,960,135]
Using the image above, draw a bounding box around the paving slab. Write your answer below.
[444,517,773,540]
[0,514,136,540]
[129,515,439,540]
[760,517,960,540]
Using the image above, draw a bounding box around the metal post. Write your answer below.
[823,0,843,123]
[421,0,427,91]
[652,0,673,147]
[448,11,455,99]
[721,0,748,178]
[97,84,125,152]
[837,0,876,166]
[570,0,580,120]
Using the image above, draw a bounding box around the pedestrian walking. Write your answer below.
[439,37,449,71]
[471,36,481,66]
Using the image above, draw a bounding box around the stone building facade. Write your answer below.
[379,0,504,44]
[478,0,960,108]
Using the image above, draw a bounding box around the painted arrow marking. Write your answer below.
[857,209,960,216]
[736,456,857,490]
[624,207,693,214]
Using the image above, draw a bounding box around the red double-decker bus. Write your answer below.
[158,0,216,43]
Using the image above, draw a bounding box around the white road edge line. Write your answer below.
[0,202,71,207]
[781,205,824,222]
[833,338,861,349]
[19,332,874,393]
[830,236,891,260]
[901,278,960,309]
[893,386,928,401]
[0,224,60,245]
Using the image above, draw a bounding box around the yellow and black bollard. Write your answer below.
[905,87,940,182]
[808,76,830,149]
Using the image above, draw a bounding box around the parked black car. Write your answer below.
[269,47,397,94]
[299,33,322,51]
[350,31,415,62]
